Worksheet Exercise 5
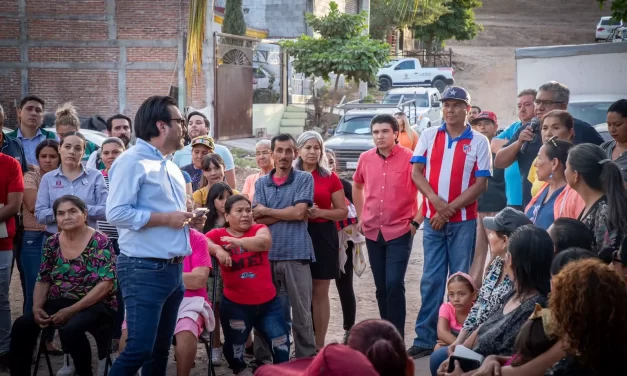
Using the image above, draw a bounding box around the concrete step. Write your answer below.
[282,111,307,119]
[279,126,304,136]
[285,105,307,112]
[280,118,306,127]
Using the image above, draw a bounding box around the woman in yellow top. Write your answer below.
[394,112,419,151]
[528,110,575,196]
[192,153,239,208]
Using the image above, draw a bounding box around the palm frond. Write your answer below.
[185,0,207,94]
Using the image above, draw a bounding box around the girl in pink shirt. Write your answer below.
[436,272,477,349]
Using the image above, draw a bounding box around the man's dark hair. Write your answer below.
[187,111,210,128]
[471,105,482,112]
[370,114,399,132]
[550,247,597,276]
[508,225,554,296]
[19,95,45,109]
[271,133,296,151]
[134,96,177,141]
[106,114,132,133]
[549,218,593,254]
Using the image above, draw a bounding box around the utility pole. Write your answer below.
[204,0,215,138]
[359,0,371,99]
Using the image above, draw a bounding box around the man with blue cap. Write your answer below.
[408,86,492,359]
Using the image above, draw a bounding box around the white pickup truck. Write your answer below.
[377,57,455,93]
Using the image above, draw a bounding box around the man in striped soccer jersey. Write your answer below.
[407,86,492,359]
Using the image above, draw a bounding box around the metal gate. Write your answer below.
[214,32,258,140]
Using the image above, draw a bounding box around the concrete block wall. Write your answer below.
[0,0,201,127]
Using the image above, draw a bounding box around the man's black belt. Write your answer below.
[144,256,185,264]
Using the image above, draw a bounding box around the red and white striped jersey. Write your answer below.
[411,124,492,222]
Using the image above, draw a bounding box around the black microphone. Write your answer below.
[520,117,541,154]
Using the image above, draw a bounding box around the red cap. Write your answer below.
[471,111,498,125]
[255,344,379,376]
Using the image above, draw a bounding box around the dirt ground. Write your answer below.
[8,1,612,375]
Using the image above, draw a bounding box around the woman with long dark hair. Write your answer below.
[603,99,627,182]
[565,143,627,254]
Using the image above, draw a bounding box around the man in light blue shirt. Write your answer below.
[171,111,237,188]
[106,96,197,376]
[491,89,537,209]
[7,96,59,168]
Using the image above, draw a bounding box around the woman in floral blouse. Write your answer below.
[565,144,627,255]
[10,195,117,376]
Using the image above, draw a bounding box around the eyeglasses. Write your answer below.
[169,118,186,127]
[546,135,558,147]
[613,250,627,265]
[534,99,564,107]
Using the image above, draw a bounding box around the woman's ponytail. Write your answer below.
[600,159,627,233]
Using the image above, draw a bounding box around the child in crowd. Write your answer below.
[436,273,477,349]
[507,304,558,367]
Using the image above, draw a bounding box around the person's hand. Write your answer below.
[50,307,75,325]
[356,220,364,235]
[253,204,268,219]
[436,340,448,348]
[431,197,456,218]
[517,126,535,144]
[216,248,232,267]
[445,360,464,376]
[33,308,51,327]
[437,357,451,376]
[447,343,457,356]
[473,356,503,376]
[220,236,242,250]
[167,211,194,229]
[189,214,207,230]
[307,204,320,219]
[430,212,448,231]
[410,221,419,237]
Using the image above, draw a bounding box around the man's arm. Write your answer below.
[352,182,364,221]
[86,172,108,221]
[262,203,309,221]
[494,139,522,169]
[183,266,210,290]
[35,175,56,225]
[0,192,22,223]
[491,138,508,154]
[491,121,520,153]
[449,177,488,210]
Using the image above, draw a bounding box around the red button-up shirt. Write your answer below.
[353,144,418,241]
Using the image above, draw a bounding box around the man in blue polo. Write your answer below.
[0,104,27,173]
[253,133,317,358]
[7,96,58,170]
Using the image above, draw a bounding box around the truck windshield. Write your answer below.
[336,116,374,135]
[382,93,429,107]
[567,101,615,127]
[382,61,397,68]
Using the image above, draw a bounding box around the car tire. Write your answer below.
[432,79,446,93]
[378,77,391,91]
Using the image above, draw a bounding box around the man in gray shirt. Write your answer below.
[253,133,316,358]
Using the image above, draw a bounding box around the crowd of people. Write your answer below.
[0,79,625,376]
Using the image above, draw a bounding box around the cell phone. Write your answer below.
[192,208,209,218]
[447,356,482,373]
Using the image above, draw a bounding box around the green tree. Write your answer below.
[370,0,451,40]
[597,0,627,22]
[280,1,390,115]
[223,0,246,36]
[413,0,483,52]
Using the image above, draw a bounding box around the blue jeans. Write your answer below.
[430,346,450,375]
[109,255,185,376]
[412,219,476,349]
[109,239,125,340]
[0,251,12,355]
[20,230,46,314]
[220,295,290,373]
[366,231,413,338]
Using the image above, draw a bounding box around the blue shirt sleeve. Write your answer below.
[496,121,521,140]
[35,174,55,225]
[106,157,151,231]
[87,171,108,221]
[181,170,192,184]
[214,145,235,171]
[294,173,314,206]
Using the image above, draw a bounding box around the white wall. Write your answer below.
[253,103,285,136]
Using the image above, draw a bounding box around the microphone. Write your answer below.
[520,117,541,154]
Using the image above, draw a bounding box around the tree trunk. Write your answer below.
[322,74,342,135]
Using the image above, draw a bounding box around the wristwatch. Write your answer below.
[410,220,420,229]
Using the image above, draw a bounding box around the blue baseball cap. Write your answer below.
[441,86,471,104]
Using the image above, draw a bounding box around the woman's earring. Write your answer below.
[549,171,554,180]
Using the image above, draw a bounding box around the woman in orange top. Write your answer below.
[394,112,419,151]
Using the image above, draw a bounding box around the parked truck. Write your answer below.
[515,42,627,127]
[377,57,455,93]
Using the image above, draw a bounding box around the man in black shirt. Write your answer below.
[469,111,506,284]
[494,81,604,207]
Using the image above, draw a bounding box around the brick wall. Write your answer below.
[0,0,187,128]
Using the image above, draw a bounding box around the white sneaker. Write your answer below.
[56,354,76,376]
[211,347,223,366]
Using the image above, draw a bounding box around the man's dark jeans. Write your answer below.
[108,255,184,376]
[366,231,412,338]
[10,299,114,376]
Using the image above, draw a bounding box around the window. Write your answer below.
[382,93,428,107]
[253,68,267,79]
[396,60,415,70]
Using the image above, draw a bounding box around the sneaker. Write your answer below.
[97,358,107,376]
[211,347,223,367]
[236,368,254,376]
[407,345,433,359]
[56,354,76,376]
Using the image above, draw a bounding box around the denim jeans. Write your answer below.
[430,346,450,375]
[109,239,125,340]
[366,231,413,338]
[20,230,46,314]
[0,251,11,355]
[108,255,184,376]
[412,219,476,349]
[220,295,290,373]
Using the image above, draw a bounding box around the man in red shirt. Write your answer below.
[0,151,25,370]
[352,114,419,338]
